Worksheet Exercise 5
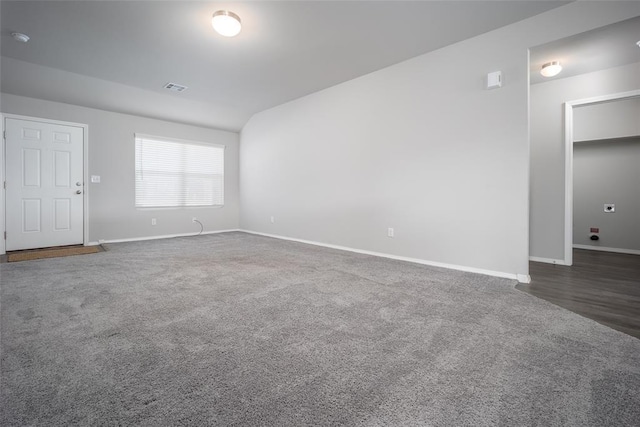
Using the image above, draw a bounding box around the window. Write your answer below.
[135,134,224,208]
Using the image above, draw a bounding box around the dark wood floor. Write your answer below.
[516,249,640,339]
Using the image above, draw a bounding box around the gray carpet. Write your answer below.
[1,232,639,426]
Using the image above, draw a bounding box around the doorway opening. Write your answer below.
[563,90,640,265]
[524,16,640,338]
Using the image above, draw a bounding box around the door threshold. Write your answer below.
[3,244,104,263]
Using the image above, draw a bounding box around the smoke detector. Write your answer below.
[11,32,30,43]
[163,82,188,92]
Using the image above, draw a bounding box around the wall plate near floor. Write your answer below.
[604,204,615,213]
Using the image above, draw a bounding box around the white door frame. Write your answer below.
[563,89,640,266]
[1,114,89,255]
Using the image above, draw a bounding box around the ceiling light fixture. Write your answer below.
[636,40,640,48]
[11,32,30,43]
[212,10,241,37]
[540,61,562,77]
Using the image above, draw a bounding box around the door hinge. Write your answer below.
[2,130,5,140]
[3,231,6,240]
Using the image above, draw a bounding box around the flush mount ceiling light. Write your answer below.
[540,61,562,77]
[212,10,241,37]
[11,32,30,43]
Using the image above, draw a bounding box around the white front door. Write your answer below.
[5,118,85,251]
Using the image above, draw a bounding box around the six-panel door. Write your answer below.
[5,118,84,251]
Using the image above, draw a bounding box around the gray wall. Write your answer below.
[573,98,640,142]
[530,62,640,261]
[1,93,240,243]
[573,138,640,251]
[240,2,640,278]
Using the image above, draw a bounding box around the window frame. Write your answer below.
[134,133,225,209]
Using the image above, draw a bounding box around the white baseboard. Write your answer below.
[573,244,640,256]
[529,256,568,265]
[97,229,240,245]
[241,229,529,283]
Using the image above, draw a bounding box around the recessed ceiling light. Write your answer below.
[212,10,241,37]
[541,61,562,77]
[11,32,30,43]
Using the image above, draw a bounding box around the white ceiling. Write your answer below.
[530,15,640,85]
[1,1,570,131]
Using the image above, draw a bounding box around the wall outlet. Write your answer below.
[192,217,198,223]
[388,228,394,238]
[151,218,157,226]
[270,216,275,223]
[604,204,615,213]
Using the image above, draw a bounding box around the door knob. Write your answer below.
[76,182,82,186]
[76,190,82,194]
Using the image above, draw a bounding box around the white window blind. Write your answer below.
[135,134,224,208]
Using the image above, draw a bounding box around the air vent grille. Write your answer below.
[163,82,188,92]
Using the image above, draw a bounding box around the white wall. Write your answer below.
[1,57,247,132]
[530,63,640,261]
[573,137,640,251]
[240,2,640,279]
[573,98,640,142]
[1,93,240,244]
